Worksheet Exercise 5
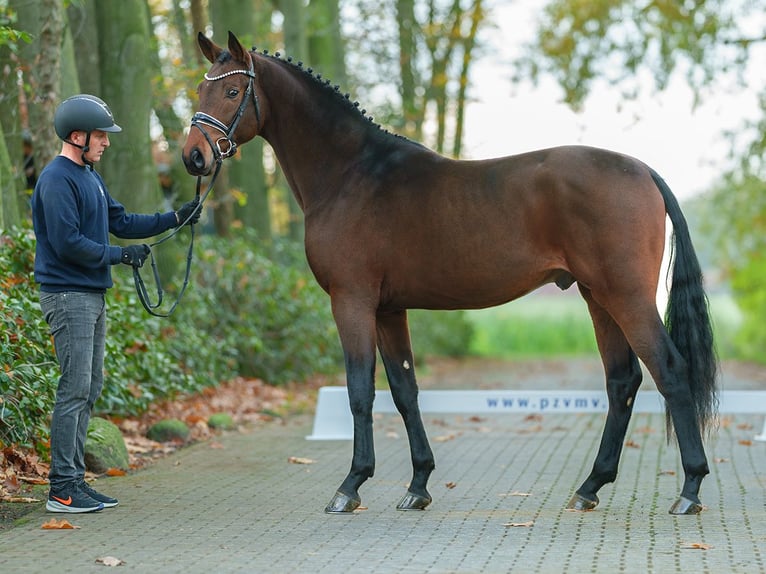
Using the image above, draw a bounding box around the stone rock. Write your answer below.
[85,416,130,474]
[208,412,236,431]
[146,418,190,442]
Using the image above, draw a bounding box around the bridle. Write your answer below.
[189,51,261,162]
[133,53,261,317]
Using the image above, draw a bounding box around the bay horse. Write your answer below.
[182,32,718,516]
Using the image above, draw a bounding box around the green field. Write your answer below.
[467,291,742,359]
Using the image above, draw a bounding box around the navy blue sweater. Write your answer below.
[32,156,178,293]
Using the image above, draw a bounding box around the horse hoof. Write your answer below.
[324,491,361,513]
[566,493,598,511]
[396,491,432,511]
[669,496,703,515]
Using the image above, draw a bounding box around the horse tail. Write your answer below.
[649,168,719,438]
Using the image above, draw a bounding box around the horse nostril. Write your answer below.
[184,148,208,175]
[191,149,206,170]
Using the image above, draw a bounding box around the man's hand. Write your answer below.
[121,244,150,268]
[175,197,201,226]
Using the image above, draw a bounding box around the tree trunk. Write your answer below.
[32,0,65,170]
[278,0,308,242]
[93,0,159,212]
[308,0,346,86]
[396,0,420,139]
[209,0,272,239]
[66,0,100,96]
[0,34,23,228]
[0,121,20,229]
[452,0,483,158]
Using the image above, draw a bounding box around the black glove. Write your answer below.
[175,197,201,227]
[121,244,150,268]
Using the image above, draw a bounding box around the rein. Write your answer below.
[132,163,220,317]
[133,54,259,317]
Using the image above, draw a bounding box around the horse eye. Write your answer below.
[226,88,239,98]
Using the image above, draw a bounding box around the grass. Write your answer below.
[466,290,742,360]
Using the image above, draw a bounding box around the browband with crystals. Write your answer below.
[204,69,255,81]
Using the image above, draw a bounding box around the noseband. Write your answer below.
[189,53,261,161]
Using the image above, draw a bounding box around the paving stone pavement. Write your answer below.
[1,402,764,574]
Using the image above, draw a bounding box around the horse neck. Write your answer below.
[256,58,373,211]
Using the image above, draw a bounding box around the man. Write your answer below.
[31,94,200,513]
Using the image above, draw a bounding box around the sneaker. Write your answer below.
[79,480,119,508]
[47,484,104,513]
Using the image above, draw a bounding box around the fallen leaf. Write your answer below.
[736,423,753,430]
[468,416,485,423]
[445,482,457,489]
[105,468,127,477]
[19,475,49,485]
[713,457,729,463]
[624,440,640,449]
[208,441,225,449]
[96,556,126,566]
[1,496,40,503]
[288,456,316,465]
[503,520,534,528]
[385,431,400,439]
[738,439,753,446]
[680,542,712,550]
[42,518,80,530]
[433,434,458,442]
[524,414,543,422]
[515,425,543,435]
[658,470,676,476]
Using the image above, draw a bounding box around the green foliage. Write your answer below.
[516,0,755,109]
[729,258,766,362]
[175,229,344,385]
[0,6,33,51]
[468,295,598,358]
[0,226,58,451]
[409,309,474,358]
[698,171,766,363]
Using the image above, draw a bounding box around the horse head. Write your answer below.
[182,31,263,176]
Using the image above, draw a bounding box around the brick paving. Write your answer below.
[1,358,764,573]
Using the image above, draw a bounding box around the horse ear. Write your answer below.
[227,31,249,64]
[198,32,222,64]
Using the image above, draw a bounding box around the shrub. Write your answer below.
[0,227,58,451]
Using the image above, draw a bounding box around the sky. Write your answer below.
[461,0,766,200]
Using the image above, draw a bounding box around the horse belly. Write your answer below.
[380,257,564,312]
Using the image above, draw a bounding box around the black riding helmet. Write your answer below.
[54,94,121,165]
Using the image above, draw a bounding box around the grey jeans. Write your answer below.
[40,291,106,490]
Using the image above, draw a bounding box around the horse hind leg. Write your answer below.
[568,287,643,511]
[377,310,435,510]
[594,297,710,515]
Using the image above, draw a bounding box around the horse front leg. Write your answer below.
[377,310,434,510]
[325,300,378,514]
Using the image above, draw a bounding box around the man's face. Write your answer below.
[71,129,110,163]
